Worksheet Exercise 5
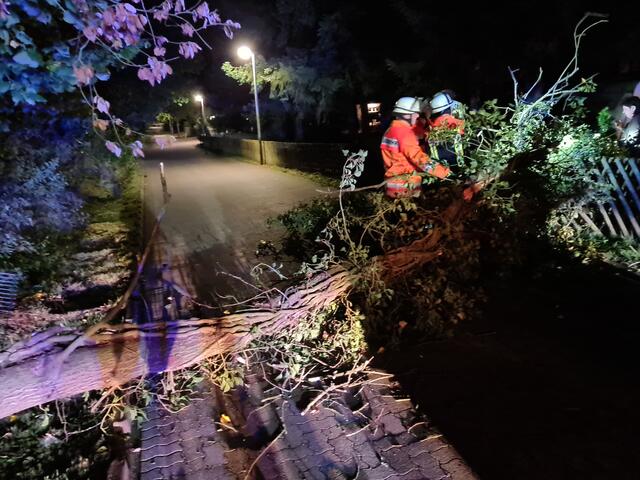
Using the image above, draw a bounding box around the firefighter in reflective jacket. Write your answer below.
[428,91,465,171]
[380,97,450,198]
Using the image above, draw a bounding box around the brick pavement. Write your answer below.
[139,389,234,480]
[139,371,478,480]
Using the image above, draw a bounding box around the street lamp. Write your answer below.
[237,45,263,164]
[194,93,206,136]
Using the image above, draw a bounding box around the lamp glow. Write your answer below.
[237,46,253,60]
[235,44,262,162]
[194,94,206,135]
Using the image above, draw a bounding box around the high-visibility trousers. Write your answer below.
[385,175,422,198]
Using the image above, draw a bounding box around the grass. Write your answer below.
[0,159,143,346]
[0,159,143,480]
[267,163,339,188]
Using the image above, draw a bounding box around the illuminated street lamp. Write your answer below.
[194,93,206,136]
[237,45,263,164]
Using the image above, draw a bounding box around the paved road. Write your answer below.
[138,139,478,480]
[139,370,479,480]
[142,139,321,308]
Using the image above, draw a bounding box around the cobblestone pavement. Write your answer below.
[138,142,478,479]
[139,396,234,479]
[139,371,478,480]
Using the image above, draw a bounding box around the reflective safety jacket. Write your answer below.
[412,118,428,142]
[429,114,465,135]
[380,120,450,198]
[412,118,430,154]
[428,114,465,164]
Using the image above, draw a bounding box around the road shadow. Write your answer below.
[379,259,640,480]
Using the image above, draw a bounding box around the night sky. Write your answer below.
[199,0,640,113]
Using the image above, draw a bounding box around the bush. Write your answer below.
[0,399,110,480]
[0,158,83,258]
[0,111,141,292]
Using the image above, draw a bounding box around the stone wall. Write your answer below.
[200,136,384,184]
[200,137,345,176]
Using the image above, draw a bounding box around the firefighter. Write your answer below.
[429,92,483,201]
[380,97,450,198]
[615,95,640,155]
[412,97,431,151]
[428,91,465,170]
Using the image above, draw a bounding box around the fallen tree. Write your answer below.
[377,199,468,280]
[0,196,469,419]
[0,267,354,419]
[1,14,614,421]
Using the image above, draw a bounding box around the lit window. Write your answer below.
[367,102,381,114]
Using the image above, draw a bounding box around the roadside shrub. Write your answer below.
[0,158,82,257]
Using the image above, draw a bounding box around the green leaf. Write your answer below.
[38,414,51,431]
[62,10,80,26]
[15,31,34,46]
[12,50,40,68]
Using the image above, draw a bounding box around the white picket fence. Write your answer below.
[0,272,21,313]
[564,157,640,240]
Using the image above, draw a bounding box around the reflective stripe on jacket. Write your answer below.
[385,175,423,198]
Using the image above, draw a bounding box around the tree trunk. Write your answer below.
[0,197,470,419]
[376,198,467,281]
[294,112,305,141]
[0,268,353,419]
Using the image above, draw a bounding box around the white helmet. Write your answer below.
[430,91,456,114]
[392,97,422,115]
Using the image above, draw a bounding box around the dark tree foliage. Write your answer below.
[215,0,639,141]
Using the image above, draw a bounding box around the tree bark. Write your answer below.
[0,197,470,419]
[376,198,467,281]
[0,268,353,419]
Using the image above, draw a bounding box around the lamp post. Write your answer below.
[237,45,263,164]
[194,93,206,136]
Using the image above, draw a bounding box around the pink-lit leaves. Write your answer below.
[178,41,201,59]
[96,3,147,50]
[78,0,239,83]
[0,0,9,19]
[93,118,109,131]
[83,25,98,42]
[105,141,122,157]
[223,19,240,39]
[180,22,195,37]
[130,140,144,157]
[73,65,94,85]
[137,56,173,85]
[152,1,170,21]
[194,2,209,20]
[93,95,110,114]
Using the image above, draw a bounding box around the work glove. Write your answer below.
[463,182,483,202]
[463,187,475,202]
[429,163,451,180]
